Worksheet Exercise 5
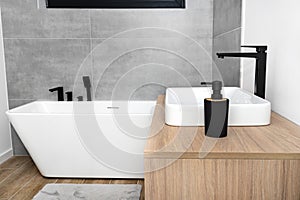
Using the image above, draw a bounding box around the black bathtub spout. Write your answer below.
[82,76,92,101]
[49,86,64,101]
[216,45,267,99]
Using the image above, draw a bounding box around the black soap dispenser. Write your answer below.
[204,81,229,138]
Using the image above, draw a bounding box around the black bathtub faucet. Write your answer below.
[49,86,64,101]
[82,76,92,101]
[65,91,73,101]
[77,96,83,101]
[216,45,267,99]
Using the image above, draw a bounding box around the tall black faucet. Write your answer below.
[82,76,92,101]
[49,86,64,101]
[216,45,267,99]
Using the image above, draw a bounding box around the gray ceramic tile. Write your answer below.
[8,99,35,155]
[186,0,213,10]
[38,0,47,8]
[64,54,93,101]
[90,6,213,40]
[1,0,90,39]
[91,37,213,100]
[8,99,35,109]
[0,0,36,10]
[4,39,91,100]
[10,126,29,156]
[212,28,241,86]
[213,0,242,37]
[130,84,167,100]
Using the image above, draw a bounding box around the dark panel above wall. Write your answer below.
[46,0,186,9]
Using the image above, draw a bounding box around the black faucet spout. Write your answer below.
[216,45,267,99]
[217,52,258,59]
[49,86,64,101]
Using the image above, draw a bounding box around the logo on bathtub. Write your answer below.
[71,27,224,175]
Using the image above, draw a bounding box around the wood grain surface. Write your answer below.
[145,95,300,159]
[0,157,144,200]
[145,158,300,200]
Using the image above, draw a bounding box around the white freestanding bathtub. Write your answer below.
[6,101,156,178]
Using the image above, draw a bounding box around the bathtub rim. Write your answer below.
[6,100,157,116]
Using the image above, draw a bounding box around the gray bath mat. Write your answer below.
[33,184,142,200]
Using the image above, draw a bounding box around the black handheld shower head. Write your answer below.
[83,76,91,88]
[82,76,92,101]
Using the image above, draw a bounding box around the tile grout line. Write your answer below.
[9,99,35,101]
[3,37,210,40]
[8,173,39,200]
[88,10,94,89]
[0,159,31,185]
[88,9,93,44]
[3,38,92,40]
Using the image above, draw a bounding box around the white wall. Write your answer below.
[242,0,300,125]
[0,9,12,164]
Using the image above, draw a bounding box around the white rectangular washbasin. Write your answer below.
[165,87,271,126]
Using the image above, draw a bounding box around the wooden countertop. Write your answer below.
[144,95,300,159]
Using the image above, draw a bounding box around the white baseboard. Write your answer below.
[0,149,13,165]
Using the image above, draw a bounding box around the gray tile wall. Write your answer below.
[1,0,214,155]
[212,0,242,86]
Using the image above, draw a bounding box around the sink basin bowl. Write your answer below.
[165,87,271,126]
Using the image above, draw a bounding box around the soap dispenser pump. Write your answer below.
[204,81,229,138]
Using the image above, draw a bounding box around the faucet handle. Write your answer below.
[241,45,267,52]
[65,91,73,101]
